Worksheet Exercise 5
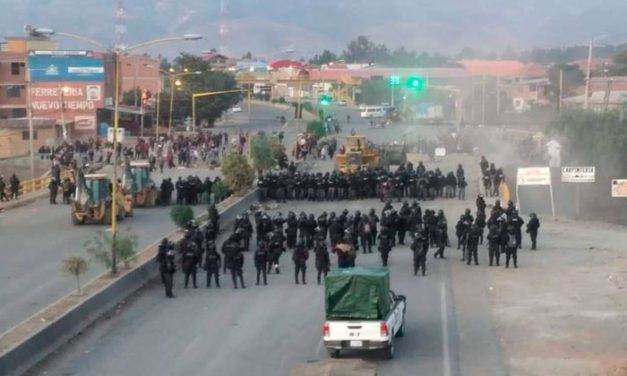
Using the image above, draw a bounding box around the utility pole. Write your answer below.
[559,69,564,114]
[481,74,486,125]
[584,39,593,110]
[26,74,35,179]
[496,79,501,117]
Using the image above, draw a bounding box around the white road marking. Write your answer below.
[441,282,452,376]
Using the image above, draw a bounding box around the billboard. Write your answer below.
[30,82,103,131]
[28,50,104,82]
[517,167,552,186]
[611,180,627,198]
[561,167,596,183]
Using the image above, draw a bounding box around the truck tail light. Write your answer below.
[380,322,389,337]
[323,322,330,337]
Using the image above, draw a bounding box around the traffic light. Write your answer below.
[406,76,426,91]
[319,94,332,106]
[389,75,401,87]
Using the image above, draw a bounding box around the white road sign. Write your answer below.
[517,167,552,186]
[435,147,446,157]
[611,179,627,198]
[561,166,595,183]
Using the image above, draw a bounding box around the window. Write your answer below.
[529,84,537,92]
[6,86,22,98]
[11,62,21,75]
[12,108,26,118]
[22,130,38,140]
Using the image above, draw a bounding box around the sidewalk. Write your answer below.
[0,190,48,212]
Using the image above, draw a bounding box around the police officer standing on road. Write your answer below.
[293,239,309,285]
[204,240,221,288]
[526,213,540,250]
[378,226,392,266]
[465,224,481,266]
[181,235,199,289]
[411,229,428,276]
[162,249,176,298]
[487,223,501,266]
[504,225,518,268]
[254,240,269,285]
[229,248,246,289]
[509,210,525,249]
[157,238,173,284]
[222,233,239,274]
[48,178,58,204]
[314,236,330,285]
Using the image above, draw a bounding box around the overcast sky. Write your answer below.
[2,0,626,58]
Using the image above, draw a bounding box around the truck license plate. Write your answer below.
[350,340,363,347]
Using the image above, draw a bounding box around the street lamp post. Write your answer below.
[33,28,202,274]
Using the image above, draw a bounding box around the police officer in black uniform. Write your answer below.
[314,236,330,285]
[378,226,392,266]
[162,249,176,298]
[181,235,199,289]
[229,248,246,289]
[465,224,481,265]
[293,239,309,285]
[411,229,428,276]
[204,240,221,288]
[526,213,540,250]
[254,240,269,285]
[487,223,501,266]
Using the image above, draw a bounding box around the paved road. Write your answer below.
[27,117,509,375]
[27,198,507,376]
[0,167,218,334]
[0,103,292,334]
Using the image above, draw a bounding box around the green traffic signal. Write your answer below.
[319,94,332,105]
[406,76,426,91]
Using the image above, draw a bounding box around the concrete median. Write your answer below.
[0,189,259,376]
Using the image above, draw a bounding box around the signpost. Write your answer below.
[561,166,595,183]
[611,179,627,198]
[561,166,595,219]
[516,167,555,216]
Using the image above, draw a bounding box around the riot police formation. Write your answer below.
[258,162,470,203]
[158,195,540,297]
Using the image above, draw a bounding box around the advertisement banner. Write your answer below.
[561,166,596,183]
[517,167,551,186]
[611,180,627,198]
[28,50,104,82]
[30,82,103,131]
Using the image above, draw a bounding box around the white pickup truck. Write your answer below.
[322,267,406,359]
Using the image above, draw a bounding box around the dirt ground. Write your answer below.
[487,216,627,376]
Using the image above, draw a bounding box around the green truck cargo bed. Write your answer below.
[325,267,391,320]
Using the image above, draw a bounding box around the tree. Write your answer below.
[310,49,338,66]
[359,78,391,105]
[344,36,376,63]
[85,230,138,272]
[221,153,254,195]
[547,64,585,102]
[122,86,143,106]
[250,132,279,172]
[170,205,194,229]
[155,53,242,128]
[61,256,89,295]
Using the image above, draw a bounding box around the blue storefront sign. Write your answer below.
[28,50,104,82]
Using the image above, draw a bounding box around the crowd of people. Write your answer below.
[258,162,470,202]
[156,195,541,297]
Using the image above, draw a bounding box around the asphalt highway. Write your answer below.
[26,109,510,376]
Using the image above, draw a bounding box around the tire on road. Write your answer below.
[384,339,395,359]
[327,349,341,358]
[396,321,405,337]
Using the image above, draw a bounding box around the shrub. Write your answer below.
[221,153,254,195]
[170,205,194,229]
[61,255,89,295]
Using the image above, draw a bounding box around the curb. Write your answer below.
[0,189,259,376]
[0,192,47,212]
